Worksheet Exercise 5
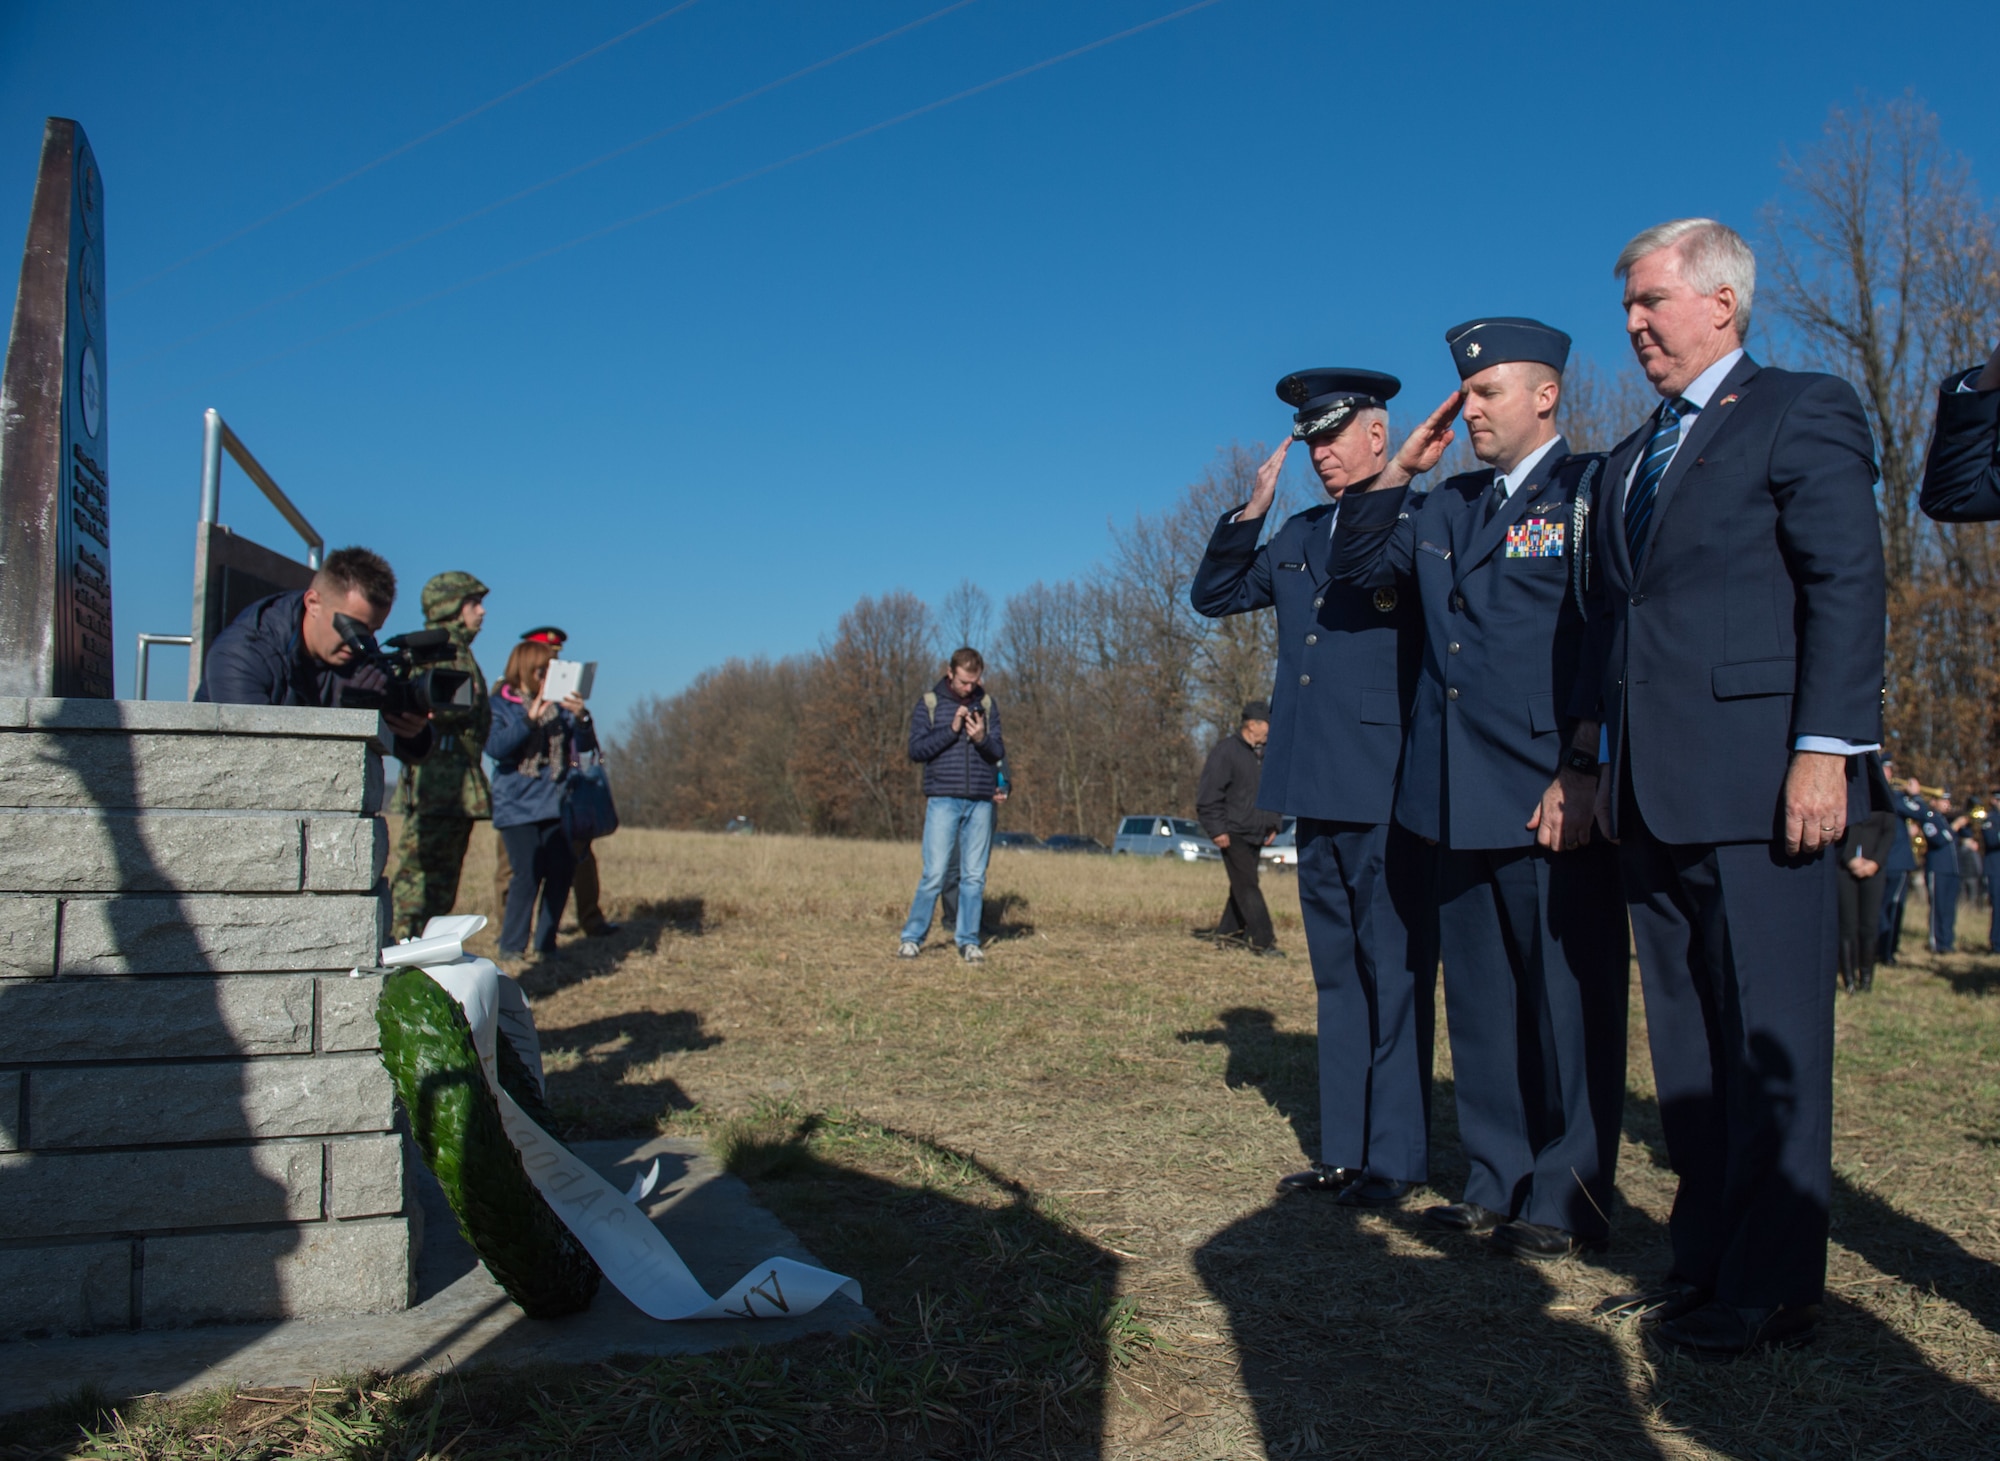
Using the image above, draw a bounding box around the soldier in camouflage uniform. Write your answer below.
[388,572,492,939]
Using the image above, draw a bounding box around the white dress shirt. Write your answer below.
[1495,434,1562,502]
[1616,346,1874,758]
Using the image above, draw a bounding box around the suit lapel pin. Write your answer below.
[1718,393,1738,406]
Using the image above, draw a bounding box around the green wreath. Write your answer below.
[375,968,601,1318]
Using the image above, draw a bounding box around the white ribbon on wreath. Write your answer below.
[378,915,862,1322]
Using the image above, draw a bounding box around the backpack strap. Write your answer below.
[924,691,939,725]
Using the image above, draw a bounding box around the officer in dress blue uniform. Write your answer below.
[1877,762,1921,964]
[1917,794,1966,953]
[1191,369,1437,1206]
[1979,790,2000,952]
[1330,319,1629,1259]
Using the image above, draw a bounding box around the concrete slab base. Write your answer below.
[1,1136,872,1415]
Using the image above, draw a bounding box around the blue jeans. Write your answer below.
[900,797,994,947]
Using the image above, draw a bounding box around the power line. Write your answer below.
[144,0,1233,408]
[113,0,706,299]
[127,0,980,370]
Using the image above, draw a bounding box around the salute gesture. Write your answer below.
[1239,438,1291,522]
[1378,390,1465,490]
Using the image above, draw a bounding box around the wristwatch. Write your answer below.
[1563,746,1600,776]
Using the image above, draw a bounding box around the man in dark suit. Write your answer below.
[1919,341,2000,521]
[1574,219,1886,1358]
[1192,369,1436,1207]
[1331,319,1629,1261]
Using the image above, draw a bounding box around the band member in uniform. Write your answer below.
[1331,319,1629,1259]
[1192,369,1437,1207]
[1578,219,1885,1358]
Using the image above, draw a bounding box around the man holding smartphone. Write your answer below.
[897,647,1006,964]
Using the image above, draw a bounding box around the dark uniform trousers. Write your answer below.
[1439,841,1628,1238]
[1214,839,1276,950]
[1328,449,1626,1232]
[1616,782,1838,1308]
[1926,853,1959,953]
[1295,819,1436,1184]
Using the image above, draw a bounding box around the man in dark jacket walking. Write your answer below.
[1197,701,1283,953]
[897,647,1006,963]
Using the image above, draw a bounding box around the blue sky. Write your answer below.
[3,0,1996,730]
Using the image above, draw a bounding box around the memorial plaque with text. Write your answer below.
[0,118,112,698]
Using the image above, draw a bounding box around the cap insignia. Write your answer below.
[1466,342,1481,358]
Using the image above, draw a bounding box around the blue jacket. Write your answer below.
[1332,439,1603,849]
[195,589,433,763]
[487,684,597,829]
[1577,356,1885,845]
[909,679,1005,799]
[1191,494,1423,824]
[1919,369,2000,522]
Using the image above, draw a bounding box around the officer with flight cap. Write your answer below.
[1331,318,1629,1258]
[1192,368,1438,1206]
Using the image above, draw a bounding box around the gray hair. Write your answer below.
[1614,218,1756,339]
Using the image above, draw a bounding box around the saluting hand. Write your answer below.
[1379,390,1464,489]
[1235,439,1290,523]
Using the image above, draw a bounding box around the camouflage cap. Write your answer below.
[421,571,489,625]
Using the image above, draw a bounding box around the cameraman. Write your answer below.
[195,546,434,763]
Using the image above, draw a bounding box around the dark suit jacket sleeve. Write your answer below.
[1190,508,1276,618]
[1326,486,1414,587]
[1771,375,1887,743]
[1919,370,2000,522]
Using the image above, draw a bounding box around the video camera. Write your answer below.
[331,613,474,718]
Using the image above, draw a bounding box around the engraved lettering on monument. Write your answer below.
[0,118,112,698]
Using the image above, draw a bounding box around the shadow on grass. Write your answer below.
[1184,1007,2000,1456]
[629,895,711,935]
[536,1007,717,1139]
[933,888,1036,943]
[3,1110,1138,1460]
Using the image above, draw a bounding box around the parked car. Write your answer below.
[723,816,755,835]
[1043,834,1109,855]
[1259,817,1298,870]
[1112,815,1222,862]
[993,831,1043,850]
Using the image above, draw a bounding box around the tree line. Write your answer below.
[614,94,2000,838]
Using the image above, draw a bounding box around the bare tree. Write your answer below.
[1762,92,2000,791]
[1762,93,2000,580]
[792,591,937,838]
[1556,356,1657,456]
[938,579,993,654]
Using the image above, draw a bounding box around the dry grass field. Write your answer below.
[8,827,2000,1459]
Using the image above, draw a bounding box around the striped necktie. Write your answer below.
[1624,396,1691,566]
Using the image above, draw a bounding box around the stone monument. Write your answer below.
[0,123,416,1339]
[0,118,113,700]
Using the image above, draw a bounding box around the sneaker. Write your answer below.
[960,944,985,964]
[897,941,922,959]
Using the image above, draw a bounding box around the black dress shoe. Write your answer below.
[1593,1281,1710,1328]
[1335,1177,1411,1208]
[1276,1163,1359,1195]
[1423,1201,1503,1234]
[1652,1300,1820,1359]
[1488,1220,1603,1260]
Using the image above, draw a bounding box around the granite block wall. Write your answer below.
[0,699,413,1339]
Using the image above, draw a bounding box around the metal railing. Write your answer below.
[133,633,193,699]
[201,408,323,567]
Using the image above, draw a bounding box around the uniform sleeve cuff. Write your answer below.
[1794,736,1880,755]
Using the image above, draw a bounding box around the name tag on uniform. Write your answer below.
[1506,519,1565,558]
[1417,541,1451,560]
[1278,561,1307,571]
